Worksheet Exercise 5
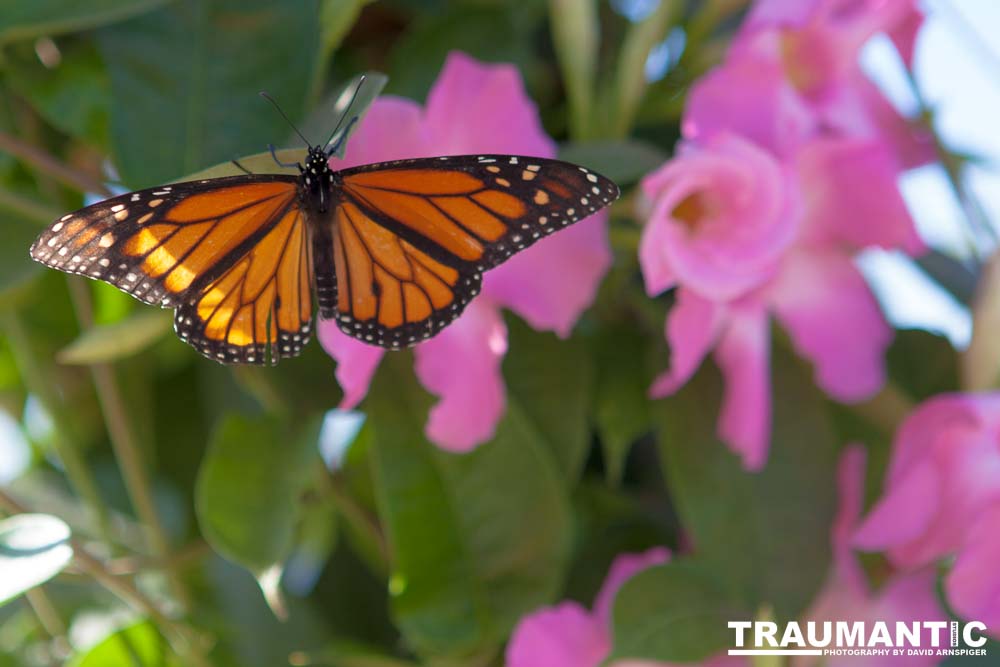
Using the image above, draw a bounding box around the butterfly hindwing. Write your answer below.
[329,155,618,347]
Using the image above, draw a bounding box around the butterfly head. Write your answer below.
[301,146,336,213]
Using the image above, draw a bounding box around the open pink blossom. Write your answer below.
[319,52,610,451]
[639,134,799,301]
[506,548,745,667]
[854,393,1000,568]
[794,445,946,667]
[685,0,932,167]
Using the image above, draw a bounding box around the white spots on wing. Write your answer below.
[586,173,598,183]
[111,204,125,212]
[131,194,141,202]
[527,164,540,172]
[98,258,110,267]
[126,273,137,282]
[47,237,59,247]
[567,208,576,216]
[508,157,519,164]
[51,222,64,232]
[538,216,547,224]
[99,233,115,248]
[114,209,129,221]
[591,186,601,195]
[149,199,163,208]
[60,213,72,222]
[58,247,68,256]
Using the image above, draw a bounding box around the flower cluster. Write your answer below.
[639,0,931,468]
[855,393,1000,637]
[320,52,610,451]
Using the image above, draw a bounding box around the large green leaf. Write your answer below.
[887,328,958,400]
[196,414,322,574]
[0,513,73,607]
[68,620,181,667]
[657,346,838,621]
[367,353,572,662]
[504,316,594,482]
[0,0,168,44]
[96,0,321,187]
[609,559,748,663]
[558,139,669,187]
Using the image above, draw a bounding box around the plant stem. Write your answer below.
[0,131,112,197]
[0,187,63,225]
[1,311,114,543]
[65,278,192,612]
[322,466,389,576]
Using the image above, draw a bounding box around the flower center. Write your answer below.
[671,191,713,232]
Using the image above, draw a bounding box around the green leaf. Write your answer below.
[367,353,572,661]
[0,513,73,607]
[504,316,594,482]
[609,559,748,662]
[0,0,169,44]
[5,40,111,147]
[548,0,599,139]
[181,72,389,181]
[887,328,958,400]
[592,323,653,484]
[96,0,322,187]
[68,620,181,667]
[558,139,669,187]
[196,414,322,574]
[657,346,838,620]
[0,215,43,311]
[57,310,172,364]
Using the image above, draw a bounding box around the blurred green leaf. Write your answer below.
[558,139,669,187]
[609,559,747,662]
[311,638,420,667]
[504,316,594,482]
[887,329,958,400]
[0,215,43,310]
[5,40,111,147]
[182,72,389,181]
[657,346,838,621]
[68,620,180,667]
[0,513,73,607]
[592,323,653,484]
[0,0,169,44]
[196,414,322,574]
[367,353,572,661]
[96,0,321,186]
[385,5,543,101]
[57,310,171,364]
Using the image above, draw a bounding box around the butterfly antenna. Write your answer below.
[259,91,312,147]
[324,75,367,151]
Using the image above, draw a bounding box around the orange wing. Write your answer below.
[325,155,619,348]
[30,175,313,364]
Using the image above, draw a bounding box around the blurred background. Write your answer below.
[0,1,998,666]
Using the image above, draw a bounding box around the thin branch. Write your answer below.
[0,187,63,225]
[0,131,112,197]
[66,278,192,612]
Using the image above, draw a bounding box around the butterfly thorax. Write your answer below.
[299,146,338,215]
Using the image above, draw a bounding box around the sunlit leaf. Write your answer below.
[57,310,171,364]
[68,620,181,667]
[0,513,73,607]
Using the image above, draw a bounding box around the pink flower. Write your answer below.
[854,393,1000,637]
[685,0,932,166]
[640,134,895,468]
[505,548,745,667]
[639,134,799,301]
[795,445,947,667]
[319,52,610,451]
[854,393,1000,566]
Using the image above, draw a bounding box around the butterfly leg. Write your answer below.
[268,144,301,170]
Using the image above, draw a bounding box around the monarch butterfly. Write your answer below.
[30,96,619,365]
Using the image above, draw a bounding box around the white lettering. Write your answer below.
[728,621,752,647]
[755,622,779,648]
[964,622,988,648]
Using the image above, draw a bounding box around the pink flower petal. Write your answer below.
[715,304,772,471]
[335,97,431,168]
[682,54,816,157]
[945,504,1000,636]
[852,458,940,554]
[413,299,507,451]
[484,214,610,337]
[796,138,924,254]
[317,323,385,409]
[768,249,890,401]
[593,548,671,627]
[425,52,556,157]
[831,445,868,589]
[506,601,609,667]
[650,289,725,397]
